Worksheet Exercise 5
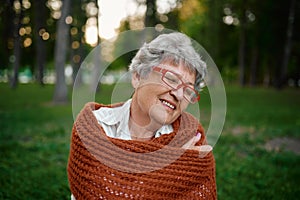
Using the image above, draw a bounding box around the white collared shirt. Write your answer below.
[92,99,173,140]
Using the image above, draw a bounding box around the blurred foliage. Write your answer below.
[116,0,300,87]
[0,0,299,88]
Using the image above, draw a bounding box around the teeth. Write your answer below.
[161,100,175,110]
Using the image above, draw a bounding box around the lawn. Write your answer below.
[0,83,299,199]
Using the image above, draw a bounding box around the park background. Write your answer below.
[1,0,300,199]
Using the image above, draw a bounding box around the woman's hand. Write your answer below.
[182,133,213,157]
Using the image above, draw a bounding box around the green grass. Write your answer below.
[214,86,300,199]
[0,83,299,199]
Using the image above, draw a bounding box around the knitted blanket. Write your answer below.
[67,102,216,199]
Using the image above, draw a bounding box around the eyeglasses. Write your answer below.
[152,66,200,103]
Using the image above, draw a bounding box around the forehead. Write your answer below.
[160,57,196,73]
[159,60,196,83]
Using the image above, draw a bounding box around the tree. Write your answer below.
[10,0,23,88]
[179,0,224,65]
[70,0,87,87]
[279,0,296,88]
[237,0,247,86]
[70,0,99,87]
[53,0,71,104]
[145,0,159,27]
[0,0,14,72]
[33,0,48,85]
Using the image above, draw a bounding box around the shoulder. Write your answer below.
[181,111,206,143]
[180,111,202,128]
[82,102,124,112]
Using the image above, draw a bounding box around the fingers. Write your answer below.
[181,132,213,158]
[182,133,201,149]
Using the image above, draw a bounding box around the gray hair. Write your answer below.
[128,32,207,91]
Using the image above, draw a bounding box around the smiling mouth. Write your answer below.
[160,99,176,110]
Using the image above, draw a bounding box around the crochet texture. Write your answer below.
[67,102,216,199]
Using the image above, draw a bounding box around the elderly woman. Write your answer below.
[68,32,216,199]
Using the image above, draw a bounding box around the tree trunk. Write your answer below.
[238,6,246,86]
[2,1,14,73]
[71,0,88,88]
[249,47,258,86]
[33,0,47,85]
[89,46,102,93]
[206,0,221,61]
[71,28,84,88]
[279,0,295,88]
[145,0,158,27]
[143,0,159,41]
[53,0,71,104]
[10,0,23,89]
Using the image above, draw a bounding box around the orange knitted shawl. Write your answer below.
[67,102,216,199]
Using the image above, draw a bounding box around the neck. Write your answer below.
[128,117,162,141]
[129,96,163,141]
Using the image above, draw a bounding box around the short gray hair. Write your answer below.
[129,32,207,91]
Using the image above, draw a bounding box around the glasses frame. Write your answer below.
[152,66,200,103]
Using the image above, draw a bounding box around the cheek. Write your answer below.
[141,83,166,96]
[136,86,158,108]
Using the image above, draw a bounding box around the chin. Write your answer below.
[154,113,178,125]
[149,103,180,125]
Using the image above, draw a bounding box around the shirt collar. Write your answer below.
[93,99,131,126]
[93,99,173,139]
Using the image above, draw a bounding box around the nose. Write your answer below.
[170,86,184,101]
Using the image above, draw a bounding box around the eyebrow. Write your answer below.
[171,69,195,87]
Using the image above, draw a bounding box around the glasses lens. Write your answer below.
[158,67,200,103]
[163,71,181,88]
[184,87,199,103]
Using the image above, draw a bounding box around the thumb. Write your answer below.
[182,132,201,149]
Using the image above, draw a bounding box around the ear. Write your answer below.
[131,72,140,89]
